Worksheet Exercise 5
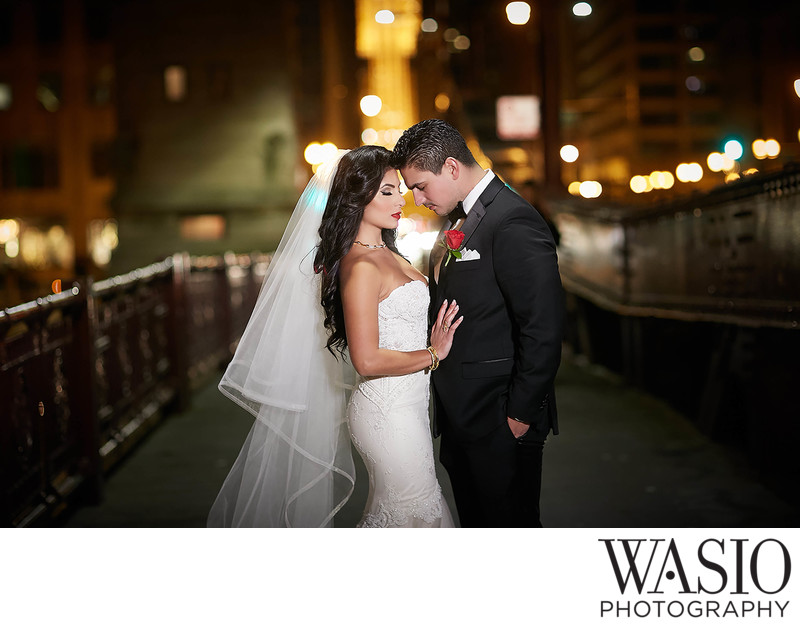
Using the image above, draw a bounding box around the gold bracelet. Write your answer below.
[426,346,439,371]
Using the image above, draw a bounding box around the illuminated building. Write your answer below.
[110,0,361,273]
[0,0,116,304]
[558,0,800,200]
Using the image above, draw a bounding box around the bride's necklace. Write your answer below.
[354,240,386,249]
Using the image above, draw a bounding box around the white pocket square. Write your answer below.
[457,248,481,262]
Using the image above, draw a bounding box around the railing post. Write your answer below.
[74,278,103,504]
[222,251,236,360]
[169,252,192,412]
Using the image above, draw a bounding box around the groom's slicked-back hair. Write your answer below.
[392,119,478,173]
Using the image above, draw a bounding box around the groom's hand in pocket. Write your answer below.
[507,417,530,438]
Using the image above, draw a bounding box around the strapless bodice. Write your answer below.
[377,280,429,352]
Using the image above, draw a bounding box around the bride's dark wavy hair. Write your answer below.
[313,145,402,358]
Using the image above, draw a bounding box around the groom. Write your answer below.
[392,119,564,527]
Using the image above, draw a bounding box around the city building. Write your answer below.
[558,0,800,202]
[0,0,116,305]
[109,0,361,273]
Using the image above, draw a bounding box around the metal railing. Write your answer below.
[551,166,800,330]
[549,167,800,486]
[1,251,268,526]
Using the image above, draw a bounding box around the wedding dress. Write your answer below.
[347,279,454,528]
[208,150,452,528]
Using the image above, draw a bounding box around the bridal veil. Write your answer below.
[208,152,356,527]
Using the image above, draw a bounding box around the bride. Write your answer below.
[208,146,462,527]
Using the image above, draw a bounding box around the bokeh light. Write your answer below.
[0,218,20,243]
[421,18,438,33]
[453,35,471,50]
[572,3,592,17]
[675,163,703,183]
[361,128,378,144]
[685,76,703,92]
[375,10,394,24]
[443,28,460,42]
[304,141,338,165]
[434,93,450,112]
[630,175,650,193]
[648,171,675,190]
[5,238,19,258]
[579,181,602,198]
[687,47,705,62]
[724,139,744,160]
[567,181,582,196]
[765,139,780,158]
[707,152,724,172]
[506,2,531,25]
[560,144,579,163]
[360,94,382,117]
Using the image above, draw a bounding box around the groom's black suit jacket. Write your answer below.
[429,175,564,442]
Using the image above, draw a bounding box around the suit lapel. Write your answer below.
[429,219,449,286]
[439,176,505,284]
[457,200,484,249]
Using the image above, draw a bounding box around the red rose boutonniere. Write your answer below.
[440,230,465,266]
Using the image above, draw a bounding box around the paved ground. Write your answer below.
[61,356,800,528]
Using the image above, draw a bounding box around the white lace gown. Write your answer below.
[346,280,454,528]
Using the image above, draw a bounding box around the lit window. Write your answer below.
[90,65,114,105]
[0,82,11,110]
[37,72,62,112]
[164,65,187,102]
[180,215,226,241]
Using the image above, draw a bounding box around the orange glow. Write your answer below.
[52,279,62,294]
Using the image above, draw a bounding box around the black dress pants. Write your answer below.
[440,421,544,528]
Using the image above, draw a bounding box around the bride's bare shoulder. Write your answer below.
[340,249,381,287]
